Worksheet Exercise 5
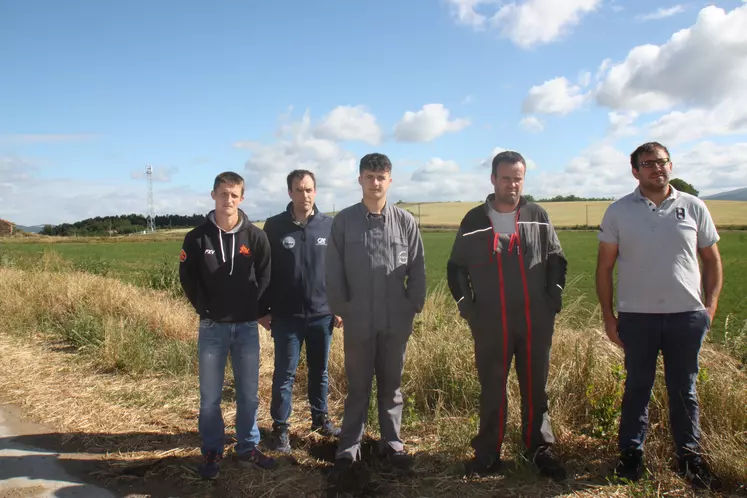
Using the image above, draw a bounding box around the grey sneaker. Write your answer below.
[269,430,291,454]
[311,417,341,437]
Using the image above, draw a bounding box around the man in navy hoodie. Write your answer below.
[259,169,342,454]
[179,171,275,479]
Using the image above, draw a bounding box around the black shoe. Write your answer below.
[312,416,341,437]
[465,455,502,477]
[382,446,414,470]
[237,447,277,470]
[678,455,722,491]
[532,445,567,482]
[269,429,291,454]
[614,447,645,482]
[198,451,221,480]
[328,457,354,481]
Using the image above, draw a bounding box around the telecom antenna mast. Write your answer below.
[145,165,156,233]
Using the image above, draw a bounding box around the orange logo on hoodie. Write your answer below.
[239,245,251,257]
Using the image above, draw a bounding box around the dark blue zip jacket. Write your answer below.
[259,203,333,318]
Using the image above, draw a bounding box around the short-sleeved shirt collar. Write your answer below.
[633,185,679,204]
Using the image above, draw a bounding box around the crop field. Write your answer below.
[397,200,747,228]
[2,230,745,339]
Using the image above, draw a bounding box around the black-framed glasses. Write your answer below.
[639,158,670,169]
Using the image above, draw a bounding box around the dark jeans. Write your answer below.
[617,310,710,458]
[270,315,334,431]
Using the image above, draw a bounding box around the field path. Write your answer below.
[0,403,116,497]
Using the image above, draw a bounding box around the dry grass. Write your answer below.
[397,200,747,228]
[0,268,745,497]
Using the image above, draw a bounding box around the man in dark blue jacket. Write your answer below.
[259,169,342,454]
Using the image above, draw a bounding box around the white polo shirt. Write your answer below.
[598,186,720,314]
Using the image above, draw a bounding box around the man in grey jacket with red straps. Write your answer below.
[447,151,567,481]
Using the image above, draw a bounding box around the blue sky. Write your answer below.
[2,0,747,225]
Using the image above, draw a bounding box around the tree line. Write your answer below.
[523,179,699,202]
[41,214,207,237]
[39,180,701,237]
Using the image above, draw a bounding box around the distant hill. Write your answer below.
[16,225,45,233]
[703,187,747,201]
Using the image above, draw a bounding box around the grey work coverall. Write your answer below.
[447,195,567,461]
[325,202,426,461]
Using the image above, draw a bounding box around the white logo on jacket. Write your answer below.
[205,249,215,255]
[282,236,296,249]
[317,237,327,246]
[398,250,408,265]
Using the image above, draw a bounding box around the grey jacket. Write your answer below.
[447,195,567,324]
[325,202,426,339]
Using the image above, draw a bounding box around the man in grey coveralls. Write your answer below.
[325,152,426,476]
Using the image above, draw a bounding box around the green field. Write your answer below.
[1,231,745,338]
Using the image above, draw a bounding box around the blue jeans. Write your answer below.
[270,315,334,431]
[617,310,710,458]
[198,319,260,456]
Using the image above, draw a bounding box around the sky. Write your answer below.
[1,0,747,226]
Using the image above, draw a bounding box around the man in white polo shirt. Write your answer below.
[595,142,723,490]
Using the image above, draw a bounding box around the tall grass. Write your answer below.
[0,264,745,494]
[0,266,196,375]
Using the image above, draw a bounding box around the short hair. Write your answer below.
[286,169,317,191]
[491,150,526,177]
[630,142,670,170]
[213,171,245,195]
[359,153,392,174]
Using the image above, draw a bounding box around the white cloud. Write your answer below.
[596,4,747,112]
[671,141,747,196]
[523,4,747,144]
[528,143,636,199]
[490,0,602,49]
[520,116,545,133]
[578,70,592,87]
[313,105,382,145]
[446,0,499,28]
[393,104,470,142]
[522,77,590,115]
[447,0,601,48]
[393,158,488,203]
[636,5,685,21]
[648,99,747,144]
[526,141,747,200]
[608,111,639,137]
[234,109,364,215]
[0,157,38,182]
[410,158,461,182]
[0,167,212,226]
